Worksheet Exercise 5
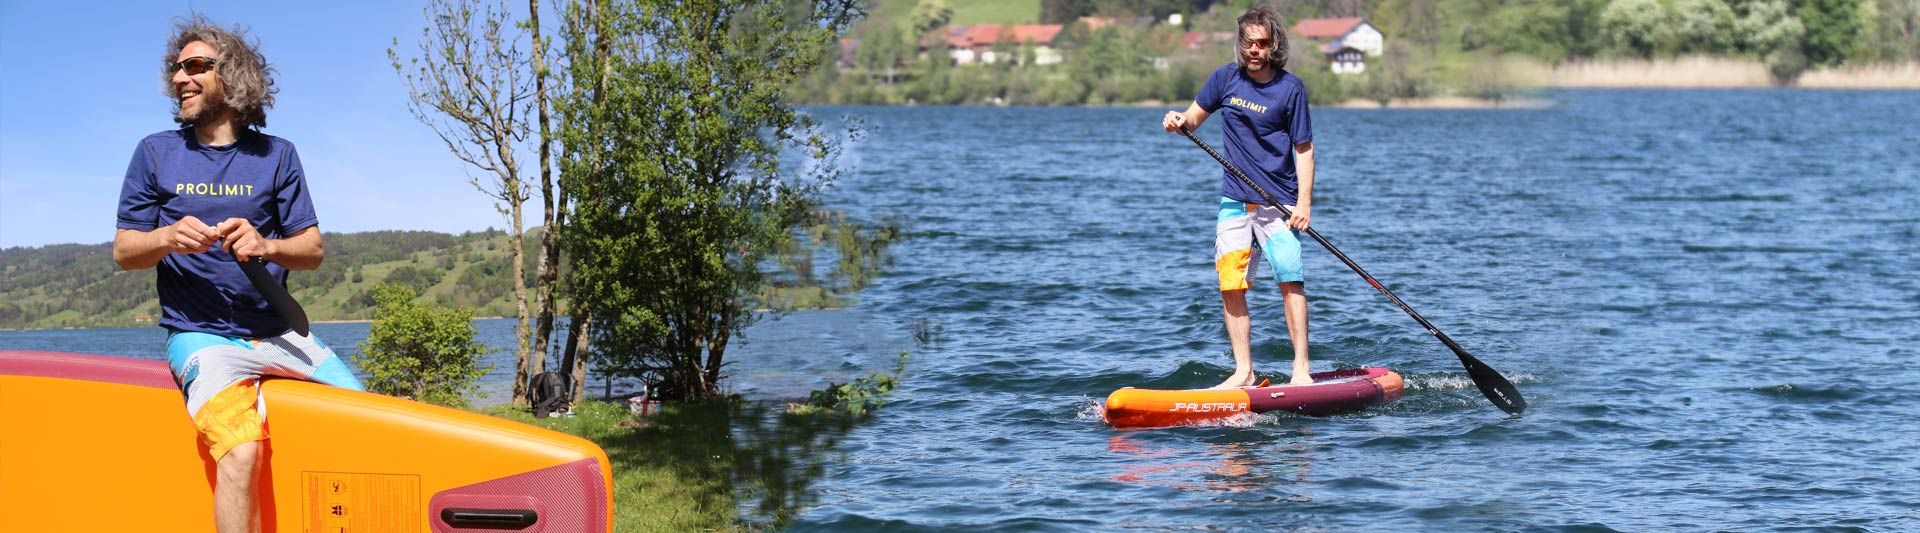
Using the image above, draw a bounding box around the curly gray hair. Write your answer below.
[1235,5,1289,72]
[165,14,277,129]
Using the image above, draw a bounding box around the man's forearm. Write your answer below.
[267,227,324,271]
[1183,102,1210,131]
[113,228,172,270]
[1294,143,1315,206]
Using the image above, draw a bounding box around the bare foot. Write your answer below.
[1209,372,1256,389]
[1288,365,1314,386]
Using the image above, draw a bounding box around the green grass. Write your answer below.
[950,0,1039,25]
[870,0,1040,34]
[484,400,740,530]
[481,398,873,530]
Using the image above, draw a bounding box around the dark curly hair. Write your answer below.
[164,14,277,129]
[1235,5,1289,72]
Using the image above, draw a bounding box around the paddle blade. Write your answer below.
[1458,352,1526,414]
[238,257,310,337]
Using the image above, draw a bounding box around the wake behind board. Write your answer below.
[0,351,612,532]
[1104,367,1404,428]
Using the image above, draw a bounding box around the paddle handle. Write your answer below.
[1176,126,1526,414]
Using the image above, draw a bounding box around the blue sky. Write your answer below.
[0,1,549,248]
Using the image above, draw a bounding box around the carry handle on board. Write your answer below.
[440,507,539,529]
[1175,126,1527,415]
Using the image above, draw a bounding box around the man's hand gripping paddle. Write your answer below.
[1176,126,1527,415]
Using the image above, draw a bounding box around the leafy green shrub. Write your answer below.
[354,284,490,408]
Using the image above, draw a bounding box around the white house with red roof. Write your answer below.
[927,24,1066,66]
[1290,17,1383,74]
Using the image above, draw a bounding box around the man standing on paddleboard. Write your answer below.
[113,15,364,533]
[1161,4,1317,388]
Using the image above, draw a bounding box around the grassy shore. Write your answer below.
[1537,57,1920,89]
[483,400,740,530]
[482,398,864,530]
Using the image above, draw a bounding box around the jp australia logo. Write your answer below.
[1169,401,1248,413]
[176,182,256,196]
[1227,96,1268,114]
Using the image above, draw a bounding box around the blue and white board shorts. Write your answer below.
[165,330,363,458]
[1215,196,1304,291]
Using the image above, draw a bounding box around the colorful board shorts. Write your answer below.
[165,330,364,459]
[1215,196,1304,291]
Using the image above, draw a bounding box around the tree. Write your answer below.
[1736,0,1808,81]
[1601,0,1669,57]
[1042,0,1093,24]
[552,0,617,406]
[390,0,540,404]
[1487,1,1568,60]
[857,23,908,85]
[1800,0,1867,66]
[911,0,953,37]
[1736,0,1805,53]
[525,0,564,411]
[354,284,490,408]
[558,0,863,400]
[1865,0,1920,61]
[1671,0,1736,54]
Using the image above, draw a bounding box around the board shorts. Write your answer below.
[1215,196,1304,291]
[165,330,364,460]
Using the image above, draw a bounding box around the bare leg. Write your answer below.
[1212,289,1257,389]
[215,440,262,533]
[1281,282,1312,385]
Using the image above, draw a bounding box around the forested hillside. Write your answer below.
[0,212,897,330]
[0,230,532,329]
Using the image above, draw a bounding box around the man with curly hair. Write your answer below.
[112,14,363,532]
[1162,4,1318,388]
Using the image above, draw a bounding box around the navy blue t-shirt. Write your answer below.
[115,128,318,338]
[1195,63,1313,205]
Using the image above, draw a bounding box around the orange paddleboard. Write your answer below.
[0,350,612,532]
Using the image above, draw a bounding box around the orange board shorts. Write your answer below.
[166,330,364,460]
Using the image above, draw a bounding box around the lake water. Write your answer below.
[7,89,1919,530]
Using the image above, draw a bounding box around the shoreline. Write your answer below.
[1325,96,1555,109]
[1532,57,1920,89]
[822,58,1915,110]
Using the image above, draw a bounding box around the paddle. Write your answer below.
[1176,126,1527,415]
[238,256,310,337]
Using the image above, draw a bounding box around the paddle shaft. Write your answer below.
[1177,126,1525,414]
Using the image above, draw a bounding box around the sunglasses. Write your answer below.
[167,56,219,76]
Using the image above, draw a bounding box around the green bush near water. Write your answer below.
[355,284,490,408]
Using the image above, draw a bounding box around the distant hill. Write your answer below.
[0,213,896,330]
[0,229,535,330]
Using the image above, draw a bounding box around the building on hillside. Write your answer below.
[1290,17,1383,74]
[1179,31,1237,51]
[923,24,1065,66]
